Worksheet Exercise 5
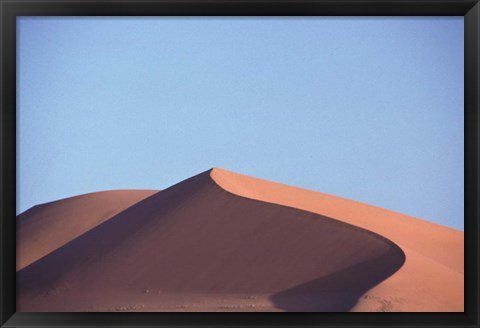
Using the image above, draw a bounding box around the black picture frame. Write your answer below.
[1,0,478,327]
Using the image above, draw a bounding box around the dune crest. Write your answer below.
[211,167,464,311]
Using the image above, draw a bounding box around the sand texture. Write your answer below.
[16,168,463,312]
[17,190,157,270]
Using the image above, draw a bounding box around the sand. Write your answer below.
[16,190,157,270]
[16,168,463,312]
[211,168,464,311]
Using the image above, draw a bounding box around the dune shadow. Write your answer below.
[270,241,406,312]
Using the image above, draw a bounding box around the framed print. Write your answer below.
[1,0,478,327]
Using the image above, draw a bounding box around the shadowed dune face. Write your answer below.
[270,246,404,311]
[16,190,157,270]
[17,170,405,312]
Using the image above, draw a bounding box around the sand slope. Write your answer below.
[17,190,157,270]
[17,169,405,312]
[211,168,464,311]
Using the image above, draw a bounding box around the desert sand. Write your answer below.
[17,190,157,270]
[16,168,463,312]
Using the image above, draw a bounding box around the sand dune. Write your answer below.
[211,168,464,311]
[16,168,463,312]
[17,190,157,270]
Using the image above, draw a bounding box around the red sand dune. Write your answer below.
[211,168,464,312]
[16,190,157,270]
[16,168,463,312]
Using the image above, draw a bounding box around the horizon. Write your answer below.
[17,16,464,230]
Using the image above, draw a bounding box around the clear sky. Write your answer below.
[17,17,464,230]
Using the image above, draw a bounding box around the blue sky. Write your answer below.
[17,17,464,230]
